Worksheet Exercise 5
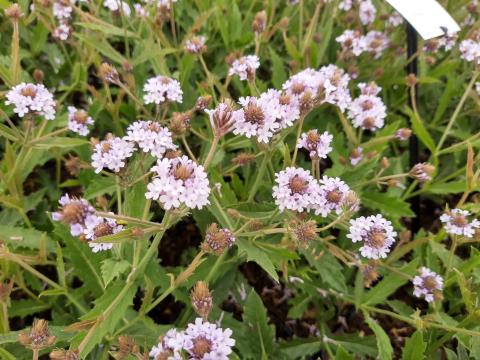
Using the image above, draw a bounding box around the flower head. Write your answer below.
[84,215,122,252]
[272,167,320,212]
[5,83,56,120]
[395,128,412,141]
[190,281,213,320]
[347,214,397,259]
[314,176,351,217]
[228,55,260,81]
[202,223,235,255]
[185,35,207,54]
[460,38,480,64]
[52,194,96,236]
[52,23,71,41]
[361,31,389,59]
[359,0,376,25]
[125,120,177,157]
[146,155,211,210]
[67,106,93,136]
[91,135,135,173]
[104,0,131,16]
[297,130,333,159]
[409,163,435,182]
[413,267,443,302]
[205,100,241,137]
[183,318,235,360]
[336,30,364,56]
[349,147,363,166]
[234,93,281,143]
[144,76,183,105]
[348,94,387,131]
[18,319,56,350]
[150,329,185,360]
[53,0,74,20]
[440,208,480,238]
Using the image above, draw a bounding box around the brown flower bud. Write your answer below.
[380,157,390,169]
[362,261,380,288]
[232,152,256,166]
[225,51,241,66]
[342,190,360,213]
[95,196,108,210]
[278,17,289,30]
[367,150,377,159]
[190,281,213,320]
[114,335,139,359]
[195,95,212,111]
[207,99,236,137]
[19,319,56,350]
[0,280,13,303]
[33,69,44,83]
[89,137,100,147]
[226,208,241,218]
[64,155,81,176]
[169,112,191,136]
[164,149,182,159]
[409,163,435,182]
[248,220,263,231]
[291,220,317,246]
[202,223,235,255]
[399,230,412,243]
[395,128,412,141]
[387,179,400,188]
[49,349,79,360]
[98,63,119,84]
[405,73,418,88]
[252,10,267,34]
[425,55,436,66]
[313,34,322,44]
[122,61,133,72]
[5,4,23,19]
[131,228,144,238]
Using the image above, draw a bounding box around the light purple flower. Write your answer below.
[84,215,122,252]
[347,214,397,259]
[297,130,333,159]
[144,76,183,105]
[314,176,351,217]
[228,55,260,81]
[440,208,480,238]
[52,194,96,236]
[146,155,211,210]
[5,83,56,120]
[67,106,94,136]
[413,267,443,303]
[91,135,135,173]
[125,120,176,157]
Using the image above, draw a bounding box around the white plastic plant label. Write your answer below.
[385,0,460,40]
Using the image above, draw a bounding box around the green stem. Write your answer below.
[247,151,270,202]
[203,135,220,170]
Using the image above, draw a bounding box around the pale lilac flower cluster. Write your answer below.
[358,0,376,25]
[338,0,352,11]
[144,76,183,105]
[5,83,56,120]
[387,12,404,27]
[149,329,184,360]
[143,0,178,10]
[347,82,387,131]
[233,93,282,143]
[52,194,96,236]
[67,106,94,136]
[460,37,480,64]
[412,267,443,303]
[53,0,74,20]
[146,155,210,210]
[84,215,122,252]
[314,176,351,217]
[425,32,457,53]
[91,135,135,173]
[350,147,363,166]
[150,319,235,360]
[104,0,131,16]
[347,214,397,259]
[336,30,364,57]
[281,66,352,112]
[125,120,177,157]
[185,35,206,54]
[228,55,260,81]
[336,30,389,59]
[134,3,147,17]
[440,208,480,238]
[52,23,71,41]
[272,167,321,212]
[184,318,235,360]
[52,0,75,41]
[297,130,333,159]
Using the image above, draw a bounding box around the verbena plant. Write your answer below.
[0,0,480,359]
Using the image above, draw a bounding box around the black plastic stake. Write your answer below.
[407,23,420,233]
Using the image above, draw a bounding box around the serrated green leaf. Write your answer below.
[236,238,279,282]
[402,331,426,360]
[364,313,393,360]
[101,259,130,287]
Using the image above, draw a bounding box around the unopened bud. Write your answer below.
[49,349,79,360]
[0,280,13,303]
[18,319,56,350]
[409,163,435,182]
[5,4,23,19]
[33,69,44,83]
[362,261,380,288]
[232,152,256,166]
[195,95,212,111]
[226,209,241,218]
[169,112,191,136]
[115,335,139,359]
[98,63,119,84]
[406,73,418,88]
[202,223,235,255]
[380,157,390,169]
[395,128,412,141]
[291,220,317,247]
[131,228,144,238]
[190,281,213,320]
[252,10,267,34]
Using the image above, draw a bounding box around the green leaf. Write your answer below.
[84,176,116,200]
[303,249,347,293]
[336,346,355,360]
[405,106,435,153]
[362,259,419,306]
[74,34,126,64]
[101,259,130,287]
[361,192,414,219]
[243,290,275,359]
[31,137,89,150]
[9,299,50,318]
[268,47,287,89]
[364,313,393,360]
[75,21,139,38]
[39,288,65,297]
[0,347,16,360]
[401,331,426,360]
[0,225,54,251]
[236,238,279,282]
